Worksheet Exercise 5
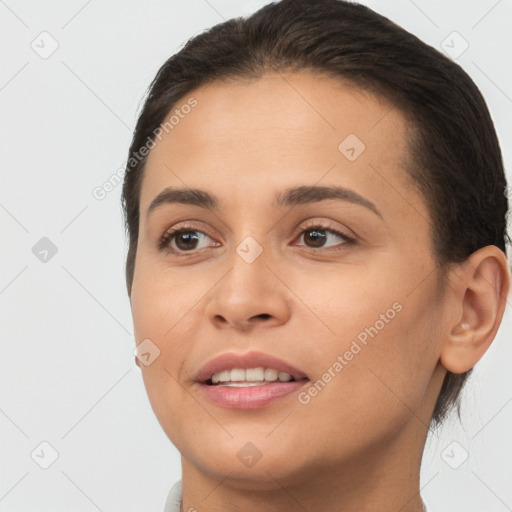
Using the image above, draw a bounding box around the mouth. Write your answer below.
[195,350,309,384]
[194,350,310,409]
[205,368,305,386]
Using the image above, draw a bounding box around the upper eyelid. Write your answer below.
[165,219,349,238]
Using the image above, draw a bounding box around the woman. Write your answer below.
[122,0,511,510]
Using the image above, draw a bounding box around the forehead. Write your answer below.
[140,71,424,223]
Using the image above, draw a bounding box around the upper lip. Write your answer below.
[194,350,310,383]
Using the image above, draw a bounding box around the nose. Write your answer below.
[205,242,291,332]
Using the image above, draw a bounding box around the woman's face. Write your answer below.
[130,72,448,486]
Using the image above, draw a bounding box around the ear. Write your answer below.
[440,245,511,374]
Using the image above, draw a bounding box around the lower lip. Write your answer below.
[198,380,309,409]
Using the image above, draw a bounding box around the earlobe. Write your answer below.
[439,245,511,375]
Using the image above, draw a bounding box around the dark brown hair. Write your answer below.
[121,0,510,426]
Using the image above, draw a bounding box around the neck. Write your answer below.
[179,412,431,512]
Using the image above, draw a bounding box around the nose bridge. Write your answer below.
[205,230,291,330]
[223,232,273,305]
[235,233,266,267]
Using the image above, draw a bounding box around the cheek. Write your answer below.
[130,270,197,443]
[130,265,201,416]
[131,260,204,341]
[281,265,402,358]
[291,266,438,426]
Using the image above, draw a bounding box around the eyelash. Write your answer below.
[158,221,357,257]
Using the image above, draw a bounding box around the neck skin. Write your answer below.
[177,373,442,512]
[179,426,428,511]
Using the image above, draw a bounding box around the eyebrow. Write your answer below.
[146,185,382,219]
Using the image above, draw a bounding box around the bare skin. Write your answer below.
[129,72,510,512]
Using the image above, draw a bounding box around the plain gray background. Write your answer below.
[1,0,511,510]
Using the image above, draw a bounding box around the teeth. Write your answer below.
[210,367,294,384]
[264,368,278,381]
[231,368,246,381]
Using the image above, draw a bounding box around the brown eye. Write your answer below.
[159,227,215,254]
[296,225,355,249]
[174,230,201,251]
[302,228,328,247]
